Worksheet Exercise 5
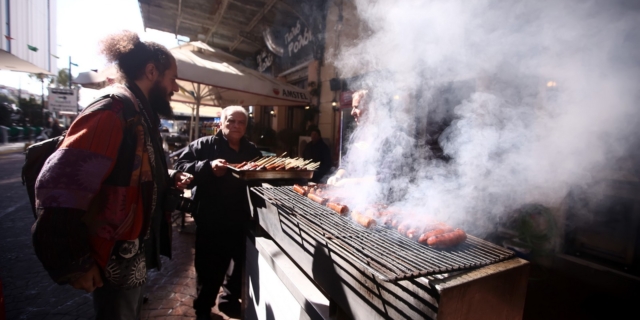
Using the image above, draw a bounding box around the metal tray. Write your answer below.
[228,166,314,180]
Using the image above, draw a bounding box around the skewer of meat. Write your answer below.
[350,210,376,228]
[232,161,247,169]
[265,163,279,170]
[426,229,467,248]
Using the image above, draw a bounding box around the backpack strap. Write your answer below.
[80,91,138,122]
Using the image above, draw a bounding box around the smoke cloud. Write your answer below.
[333,0,640,235]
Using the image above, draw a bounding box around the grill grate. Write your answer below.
[252,186,515,282]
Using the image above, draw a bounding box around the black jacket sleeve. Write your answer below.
[173,138,215,185]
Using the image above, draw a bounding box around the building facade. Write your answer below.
[0,0,58,74]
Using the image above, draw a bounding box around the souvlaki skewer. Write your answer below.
[231,156,321,171]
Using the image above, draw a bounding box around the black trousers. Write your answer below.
[193,222,246,316]
[93,279,144,320]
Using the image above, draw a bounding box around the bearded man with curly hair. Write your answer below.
[32,30,192,319]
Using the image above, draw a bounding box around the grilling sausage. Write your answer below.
[292,184,307,196]
[406,228,420,240]
[397,222,411,236]
[417,228,452,244]
[307,193,328,205]
[426,229,467,248]
[350,210,376,228]
[327,202,349,215]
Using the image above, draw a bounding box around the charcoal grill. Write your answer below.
[252,186,514,281]
[245,184,530,320]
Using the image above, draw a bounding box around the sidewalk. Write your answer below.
[0,142,26,155]
[140,215,239,320]
[0,204,237,320]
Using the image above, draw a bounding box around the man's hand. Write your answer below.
[211,159,228,177]
[70,264,103,293]
[174,172,193,190]
[327,169,346,185]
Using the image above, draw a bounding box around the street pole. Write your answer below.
[68,56,72,89]
[17,77,21,124]
[40,75,45,107]
[68,57,79,114]
[41,75,46,125]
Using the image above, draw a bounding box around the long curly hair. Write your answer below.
[100,30,174,82]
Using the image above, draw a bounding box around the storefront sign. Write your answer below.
[280,19,316,70]
[272,88,309,101]
[48,88,78,113]
[282,89,308,100]
[256,48,274,72]
[284,20,313,58]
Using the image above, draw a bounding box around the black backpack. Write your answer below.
[22,92,135,219]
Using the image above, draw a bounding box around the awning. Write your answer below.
[73,42,310,107]
[0,50,52,75]
[176,41,242,63]
[171,42,310,107]
[171,101,221,118]
[73,68,117,89]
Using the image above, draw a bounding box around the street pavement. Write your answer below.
[0,152,235,320]
[0,143,26,156]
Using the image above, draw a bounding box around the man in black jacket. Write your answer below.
[302,128,332,183]
[174,106,261,319]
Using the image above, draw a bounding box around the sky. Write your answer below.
[0,0,188,95]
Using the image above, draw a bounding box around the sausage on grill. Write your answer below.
[307,193,328,205]
[426,229,467,248]
[327,202,349,215]
[292,184,307,196]
[351,210,376,228]
[417,228,452,244]
[397,222,411,236]
[406,228,420,240]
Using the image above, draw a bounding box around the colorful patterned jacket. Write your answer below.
[32,84,173,285]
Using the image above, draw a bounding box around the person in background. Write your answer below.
[174,106,262,320]
[32,30,192,319]
[303,128,332,183]
[327,89,369,185]
[49,117,64,138]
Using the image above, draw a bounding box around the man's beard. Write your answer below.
[148,80,174,119]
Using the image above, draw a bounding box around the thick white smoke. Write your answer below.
[333,0,640,234]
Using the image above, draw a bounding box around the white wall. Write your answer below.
[0,0,57,74]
